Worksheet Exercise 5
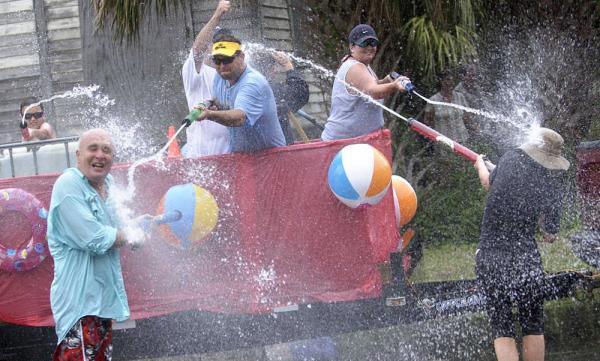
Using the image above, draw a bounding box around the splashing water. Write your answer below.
[20,84,115,126]
[110,123,188,246]
[412,91,500,120]
[244,43,503,127]
[245,43,336,79]
[125,123,187,196]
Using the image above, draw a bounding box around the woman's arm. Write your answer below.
[345,63,406,99]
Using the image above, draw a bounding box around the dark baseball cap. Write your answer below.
[348,24,378,44]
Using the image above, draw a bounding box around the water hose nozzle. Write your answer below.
[390,71,415,93]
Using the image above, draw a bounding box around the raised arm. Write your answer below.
[474,154,490,191]
[192,0,231,71]
[29,122,56,140]
[271,52,309,112]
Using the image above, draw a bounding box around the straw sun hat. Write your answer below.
[519,127,570,170]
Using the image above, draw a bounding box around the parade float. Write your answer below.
[0,130,598,360]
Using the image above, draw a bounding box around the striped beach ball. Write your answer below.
[327,144,392,208]
[391,175,418,227]
[156,183,219,249]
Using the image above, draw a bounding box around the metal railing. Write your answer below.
[0,136,79,178]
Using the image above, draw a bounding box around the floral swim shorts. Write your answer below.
[53,316,113,361]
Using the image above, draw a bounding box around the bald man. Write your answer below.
[47,129,132,361]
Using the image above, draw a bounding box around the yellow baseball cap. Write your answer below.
[212,41,241,57]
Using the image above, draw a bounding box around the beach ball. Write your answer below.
[391,175,418,227]
[328,144,392,208]
[156,183,219,249]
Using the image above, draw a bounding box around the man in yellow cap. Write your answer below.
[192,32,286,152]
[474,127,569,361]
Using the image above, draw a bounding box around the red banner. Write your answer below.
[0,130,399,326]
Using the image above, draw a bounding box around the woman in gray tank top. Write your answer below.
[321,24,412,140]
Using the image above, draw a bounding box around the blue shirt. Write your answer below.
[213,66,285,152]
[47,168,129,343]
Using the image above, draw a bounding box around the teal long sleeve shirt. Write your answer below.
[47,168,130,343]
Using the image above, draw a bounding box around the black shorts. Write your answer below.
[475,249,545,339]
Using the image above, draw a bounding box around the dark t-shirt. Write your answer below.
[478,149,566,256]
[270,69,309,145]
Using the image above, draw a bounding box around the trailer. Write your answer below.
[0,131,598,360]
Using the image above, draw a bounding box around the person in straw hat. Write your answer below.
[473,127,569,361]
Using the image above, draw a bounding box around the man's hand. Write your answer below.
[540,231,558,243]
[193,103,211,121]
[474,154,490,191]
[124,214,154,250]
[206,98,223,111]
[114,231,128,248]
[272,51,294,72]
[215,0,231,18]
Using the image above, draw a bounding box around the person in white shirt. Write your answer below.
[424,69,475,145]
[181,0,231,157]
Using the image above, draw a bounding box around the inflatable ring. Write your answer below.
[0,188,49,272]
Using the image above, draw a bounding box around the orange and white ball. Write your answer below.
[327,144,392,208]
[391,175,418,227]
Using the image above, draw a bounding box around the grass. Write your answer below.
[409,237,594,283]
[407,236,600,360]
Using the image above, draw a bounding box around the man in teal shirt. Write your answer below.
[48,128,134,361]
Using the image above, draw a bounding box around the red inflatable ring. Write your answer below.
[0,188,49,272]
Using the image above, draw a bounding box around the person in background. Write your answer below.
[249,50,309,144]
[321,24,411,140]
[19,97,57,141]
[48,128,148,361]
[473,127,569,361]
[423,69,475,145]
[192,31,285,152]
[181,0,231,158]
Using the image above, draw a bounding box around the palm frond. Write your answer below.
[93,0,183,42]
[401,14,478,81]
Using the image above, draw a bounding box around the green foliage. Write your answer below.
[545,291,600,352]
[401,16,477,82]
[412,154,487,246]
[93,0,182,41]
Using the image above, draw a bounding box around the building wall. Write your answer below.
[0,0,83,143]
[0,0,328,145]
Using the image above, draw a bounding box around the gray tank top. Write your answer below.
[321,58,384,140]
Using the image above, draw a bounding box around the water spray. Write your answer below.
[338,73,496,169]
[245,43,495,168]
[125,123,187,198]
[20,85,114,128]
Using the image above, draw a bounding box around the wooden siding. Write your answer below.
[0,0,38,143]
[0,0,83,143]
[0,0,328,145]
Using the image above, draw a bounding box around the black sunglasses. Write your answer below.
[24,111,44,120]
[356,38,379,48]
[212,55,236,65]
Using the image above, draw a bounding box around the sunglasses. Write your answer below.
[212,55,236,65]
[24,111,44,120]
[356,39,379,48]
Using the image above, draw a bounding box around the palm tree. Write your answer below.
[92,0,182,41]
